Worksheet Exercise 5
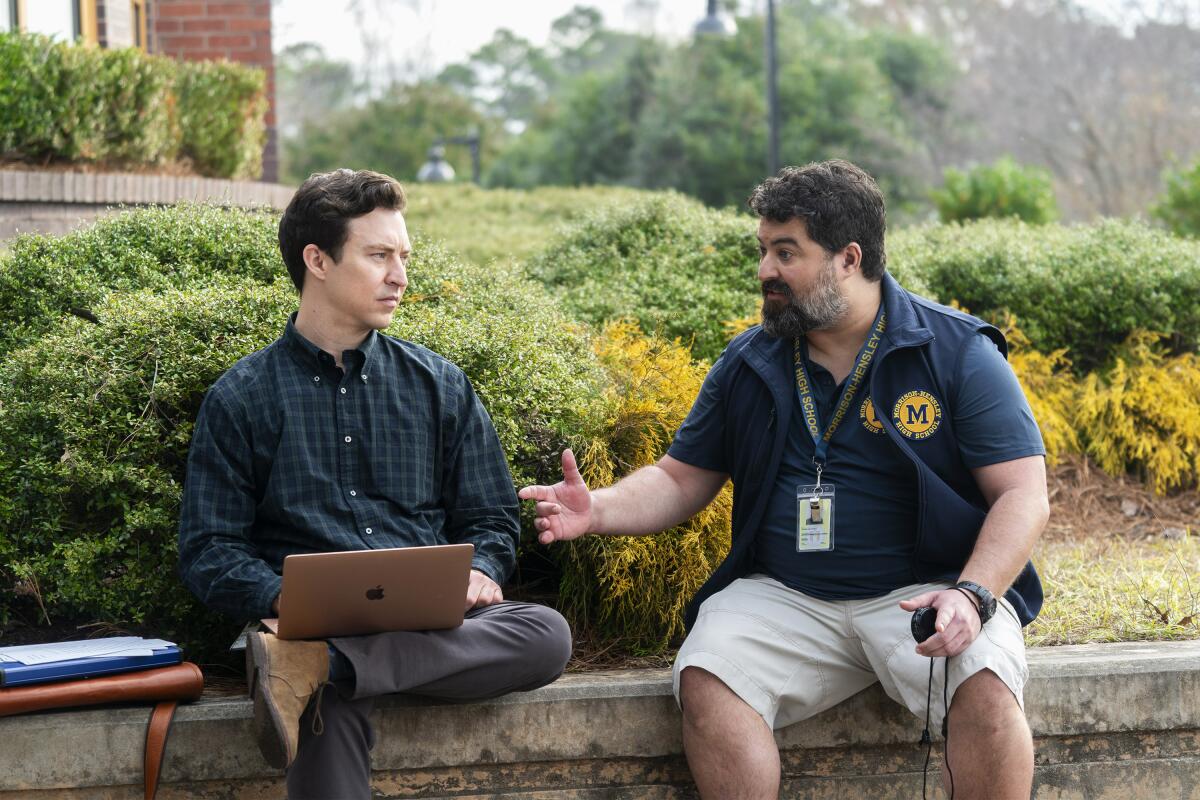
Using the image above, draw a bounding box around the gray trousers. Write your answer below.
[284,601,572,800]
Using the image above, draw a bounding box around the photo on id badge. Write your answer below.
[796,484,835,551]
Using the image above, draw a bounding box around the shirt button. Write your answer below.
[344,436,352,443]
[313,376,320,383]
[340,388,347,394]
[349,490,357,497]
[361,374,368,382]
[365,527,373,535]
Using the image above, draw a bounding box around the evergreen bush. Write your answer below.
[0,32,265,177]
[1152,157,1200,239]
[525,193,760,362]
[932,157,1059,224]
[175,59,267,179]
[889,218,1200,372]
[0,204,281,356]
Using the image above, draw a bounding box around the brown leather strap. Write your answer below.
[144,700,178,800]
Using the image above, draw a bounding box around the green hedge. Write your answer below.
[0,32,265,178]
[0,219,604,658]
[0,204,282,356]
[890,219,1200,371]
[932,157,1059,224]
[525,191,929,361]
[176,59,267,179]
[525,193,760,362]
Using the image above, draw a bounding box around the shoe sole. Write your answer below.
[246,633,291,770]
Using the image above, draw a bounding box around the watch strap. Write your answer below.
[953,581,996,625]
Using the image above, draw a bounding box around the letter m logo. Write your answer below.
[905,404,929,426]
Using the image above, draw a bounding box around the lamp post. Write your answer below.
[417,133,482,184]
[695,0,781,178]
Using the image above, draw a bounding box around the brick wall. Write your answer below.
[148,0,278,182]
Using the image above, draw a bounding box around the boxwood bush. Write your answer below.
[0,32,265,177]
[525,193,761,362]
[525,192,930,361]
[0,229,605,659]
[890,218,1200,371]
[0,204,282,356]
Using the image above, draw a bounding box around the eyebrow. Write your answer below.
[757,236,802,247]
[363,242,411,254]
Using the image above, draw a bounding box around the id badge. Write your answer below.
[796,484,835,552]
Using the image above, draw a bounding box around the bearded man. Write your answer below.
[520,160,1047,799]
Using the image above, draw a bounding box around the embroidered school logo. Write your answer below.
[859,397,883,434]
[892,390,942,439]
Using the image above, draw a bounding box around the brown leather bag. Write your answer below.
[0,662,204,799]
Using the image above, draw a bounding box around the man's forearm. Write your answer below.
[960,486,1049,597]
[589,461,726,536]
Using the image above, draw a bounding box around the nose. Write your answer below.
[389,259,408,291]
[757,252,778,283]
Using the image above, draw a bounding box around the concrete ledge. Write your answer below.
[0,169,294,240]
[2,641,1198,798]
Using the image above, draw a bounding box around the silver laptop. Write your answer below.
[274,544,474,640]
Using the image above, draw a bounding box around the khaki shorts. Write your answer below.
[672,574,1028,731]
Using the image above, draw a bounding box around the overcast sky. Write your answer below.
[272,0,727,73]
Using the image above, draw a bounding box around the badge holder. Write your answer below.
[795,483,835,552]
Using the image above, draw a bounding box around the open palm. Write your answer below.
[518,449,592,544]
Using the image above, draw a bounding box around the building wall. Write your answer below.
[148,0,278,182]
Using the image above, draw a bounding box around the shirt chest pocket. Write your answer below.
[362,410,440,511]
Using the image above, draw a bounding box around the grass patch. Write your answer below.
[403,183,648,266]
[1028,532,1200,646]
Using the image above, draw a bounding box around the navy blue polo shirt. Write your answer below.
[673,330,1044,600]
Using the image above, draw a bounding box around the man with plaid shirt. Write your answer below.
[178,169,571,800]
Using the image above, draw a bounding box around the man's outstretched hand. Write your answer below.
[518,449,593,545]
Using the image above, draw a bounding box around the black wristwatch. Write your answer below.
[954,581,997,625]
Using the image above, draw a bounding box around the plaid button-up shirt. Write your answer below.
[178,315,519,621]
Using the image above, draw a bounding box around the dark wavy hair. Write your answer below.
[747,159,887,280]
[278,169,407,292]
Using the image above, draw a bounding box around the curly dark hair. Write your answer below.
[747,160,887,280]
[278,169,407,292]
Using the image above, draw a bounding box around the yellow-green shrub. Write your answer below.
[1002,316,1079,465]
[1076,332,1200,494]
[558,321,732,651]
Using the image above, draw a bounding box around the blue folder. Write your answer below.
[0,646,182,687]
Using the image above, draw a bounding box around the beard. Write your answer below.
[760,259,849,338]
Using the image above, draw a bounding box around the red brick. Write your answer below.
[229,17,270,32]
[183,19,228,32]
[207,2,265,16]
[183,51,232,61]
[158,35,206,50]
[155,3,206,17]
[207,34,252,48]
[156,19,181,33]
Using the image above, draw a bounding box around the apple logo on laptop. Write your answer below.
[366,585,385,601]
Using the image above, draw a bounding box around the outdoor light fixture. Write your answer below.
[693,0,737,37]
[417,145,455,183]
[695,0,781,178]
[417,134,482,184]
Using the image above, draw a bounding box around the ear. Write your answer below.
[302,243,331,284]
[839,242,863,275]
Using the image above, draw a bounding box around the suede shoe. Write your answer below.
[245,632,331,769]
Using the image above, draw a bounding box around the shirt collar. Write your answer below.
[283,313,381,376]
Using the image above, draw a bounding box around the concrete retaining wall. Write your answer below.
[0,169,294,240]
[2,641,1198,799]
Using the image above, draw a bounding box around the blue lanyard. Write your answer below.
[793,306,887,481]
